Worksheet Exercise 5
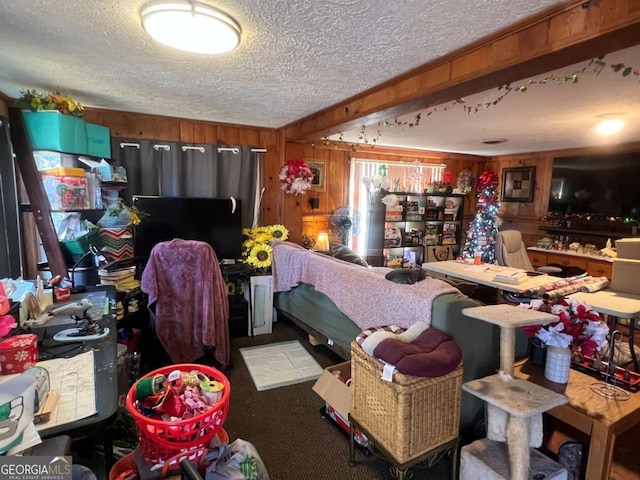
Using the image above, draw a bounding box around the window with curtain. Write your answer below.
[349,158,446,256]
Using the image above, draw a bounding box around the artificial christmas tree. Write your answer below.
[462,170,501,263]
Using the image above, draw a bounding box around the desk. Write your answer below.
[36,287,119,468]
[422,261,555,293]
[514,361,640,480]
[423,261,640,370]
[570,290,640,372]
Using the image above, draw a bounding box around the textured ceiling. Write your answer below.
[332,44,640,155]
[0,0,562,131]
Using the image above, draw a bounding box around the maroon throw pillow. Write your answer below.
[372,327,462,378]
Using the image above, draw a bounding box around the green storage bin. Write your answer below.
[86,123,111,159]
[23,111,87,155]
[60,229,102,258]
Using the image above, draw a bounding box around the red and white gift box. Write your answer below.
[0,334,38,374]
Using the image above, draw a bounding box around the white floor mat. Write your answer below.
[240,340,324,391]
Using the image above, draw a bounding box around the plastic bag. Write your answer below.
[205,439,269,480]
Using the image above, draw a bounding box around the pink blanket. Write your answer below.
[141,239,230,367]
[272,242,456,330]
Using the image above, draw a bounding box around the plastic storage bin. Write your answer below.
[23,111,87,155]
[41,167,89,211]
[86,123,111,158]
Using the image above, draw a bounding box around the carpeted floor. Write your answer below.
[221,320,452,480]
[114,317,453,480]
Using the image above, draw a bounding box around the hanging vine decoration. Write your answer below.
[319,55,639,150]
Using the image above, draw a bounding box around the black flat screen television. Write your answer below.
[548,153,640,218]
[132,196,242,261]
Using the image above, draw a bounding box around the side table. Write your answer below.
[244,274,273,336]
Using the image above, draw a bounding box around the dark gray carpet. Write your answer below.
[108,318,454,479]
[221,319,452,480]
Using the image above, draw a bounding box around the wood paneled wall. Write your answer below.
[82,107,282,228]
[285,142,487,244]
[487,141,640,247]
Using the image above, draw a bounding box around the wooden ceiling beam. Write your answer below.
[284,0,640,142]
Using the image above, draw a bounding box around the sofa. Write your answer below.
[271,241,528,437]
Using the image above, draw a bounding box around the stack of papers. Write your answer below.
[98,266,139,292]
[493,270,528,285]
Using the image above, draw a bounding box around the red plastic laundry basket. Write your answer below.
[125,364,230,464]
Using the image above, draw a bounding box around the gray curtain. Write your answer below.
[111,138,258,228]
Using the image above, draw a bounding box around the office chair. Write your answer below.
[495,230,573,273]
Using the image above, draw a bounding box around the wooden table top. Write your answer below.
[514,362,640,431]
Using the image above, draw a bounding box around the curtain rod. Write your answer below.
[120,143,266,154]
[352,158,446,168]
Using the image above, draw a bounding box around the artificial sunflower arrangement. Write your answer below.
[14,89,84,117]
[242,224,289,272]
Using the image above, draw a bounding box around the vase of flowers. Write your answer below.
[279,159,313,196]
[520,297,609,383]
[241,224,289,273]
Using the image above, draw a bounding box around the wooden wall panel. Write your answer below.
[284,0,640,142]
[488,141,640,247]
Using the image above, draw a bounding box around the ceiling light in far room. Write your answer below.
[595,114,625,135]
[140,1,241,54]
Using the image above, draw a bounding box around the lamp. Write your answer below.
[314,232,330,252]
[140,1,241,55]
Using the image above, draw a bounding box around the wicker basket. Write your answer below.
[350,341,462,464]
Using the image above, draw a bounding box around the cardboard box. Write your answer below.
[312,361,369,448]
[611,258,640,295]
[312,361,351,419]
[615,238,640,260]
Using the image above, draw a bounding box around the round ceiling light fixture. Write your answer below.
[140,1,241,55]
[595,114,625,135]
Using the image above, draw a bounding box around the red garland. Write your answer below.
[477,170,499,191]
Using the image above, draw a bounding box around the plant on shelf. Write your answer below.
[14,89,84,117]
[98,198,148,228]
[241,224,289,272]
[519,297,609,356]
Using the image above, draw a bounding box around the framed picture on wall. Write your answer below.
[306,160,325,191]
[502,166,536,202]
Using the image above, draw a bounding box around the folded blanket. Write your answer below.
[272,241,457,330]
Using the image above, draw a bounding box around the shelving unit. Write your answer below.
[366,192,465,267]
[8,108,118,281]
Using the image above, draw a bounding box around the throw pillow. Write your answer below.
[373,327,462,378]
[385,267,426,284]
[326,242,369,267]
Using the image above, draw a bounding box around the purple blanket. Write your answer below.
[272,242,456,330]
[141,239,230,367]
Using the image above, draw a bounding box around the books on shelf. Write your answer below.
[98,265,139,292]
[441,222,457,245]
[385,206,403,221]
[423,223,439,246]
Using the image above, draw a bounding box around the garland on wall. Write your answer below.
[320,55,639,151]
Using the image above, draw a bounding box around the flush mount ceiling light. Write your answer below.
[595,115,625,135]
[140,1,241,54]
